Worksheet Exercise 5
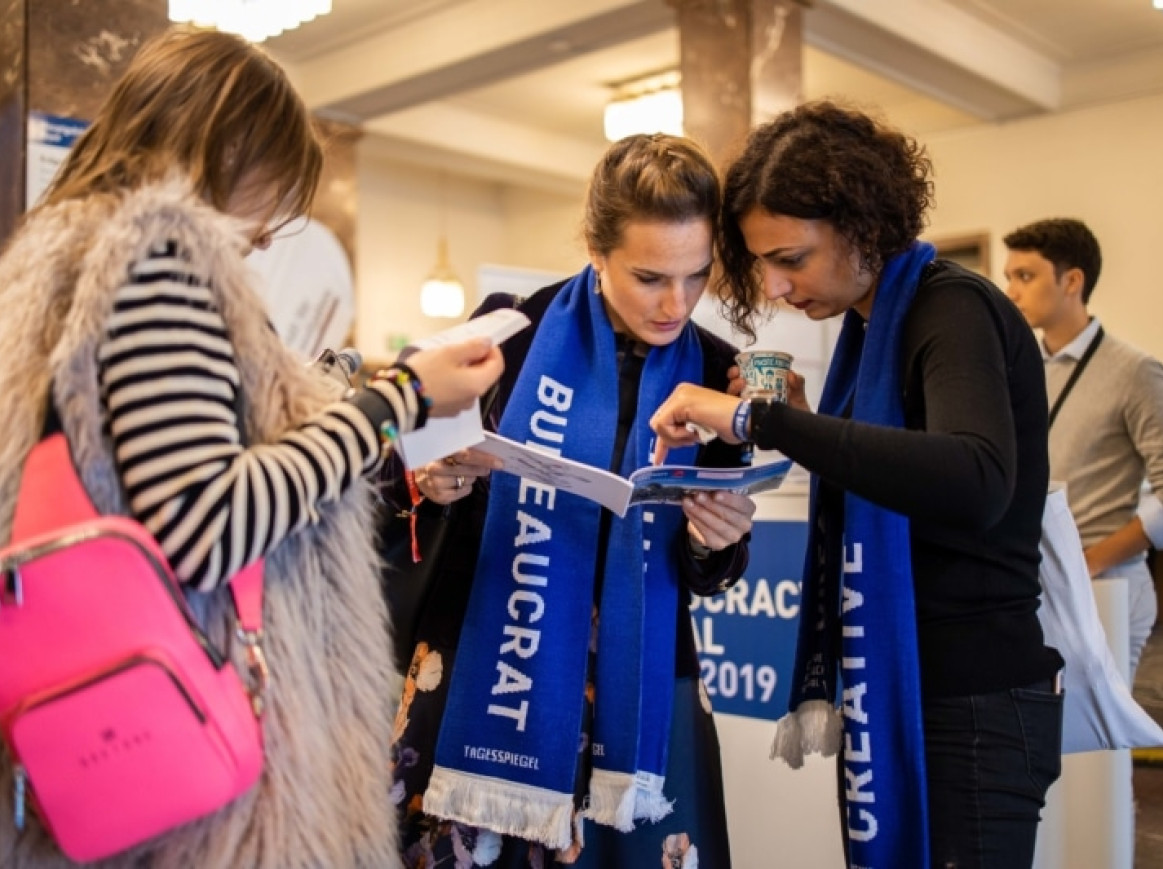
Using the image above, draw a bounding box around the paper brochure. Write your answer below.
[473,431,792,517]
[395,309,530,468]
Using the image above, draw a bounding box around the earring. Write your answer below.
[594,273,603,295]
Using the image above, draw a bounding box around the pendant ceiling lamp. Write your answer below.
[420,174,465,319]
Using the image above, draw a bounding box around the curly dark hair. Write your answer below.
[1003,218,1102,304]
[718,100,934,332]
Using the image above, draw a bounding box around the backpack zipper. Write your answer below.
[0,525,224,668]
[6,655,210,837]
[13,763,25,831]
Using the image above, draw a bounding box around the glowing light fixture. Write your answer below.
[420,238,466,319]
[420,174,465,319]
[603,70,683,142]
[168,0,332,43]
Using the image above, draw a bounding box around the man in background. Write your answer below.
[1004,217,1163,681]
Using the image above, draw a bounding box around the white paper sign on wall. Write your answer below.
[26,112,89,210]
[247,218,355,360]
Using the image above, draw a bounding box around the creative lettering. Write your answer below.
[841,541,878,843]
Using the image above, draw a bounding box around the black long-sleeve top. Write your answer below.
[751,261,1063,698]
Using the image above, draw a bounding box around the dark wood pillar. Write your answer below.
[0,0,169,248]
[667,0,805,167]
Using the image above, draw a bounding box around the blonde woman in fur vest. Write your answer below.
[0,27,502,869]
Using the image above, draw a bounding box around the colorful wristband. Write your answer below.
[374,363,432,430]
[378,419,399,445]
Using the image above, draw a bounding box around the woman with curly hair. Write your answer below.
[650,101,1064,868]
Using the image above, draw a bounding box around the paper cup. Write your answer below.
[736,350,793,402]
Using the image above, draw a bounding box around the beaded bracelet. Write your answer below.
[390,362,434,427]
[731,399,752,442]
[374,363,433,430]
[378,418,400,446]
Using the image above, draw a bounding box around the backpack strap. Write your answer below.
[9,434,98,542]
[229,562,268,716]
[230,566,264,633]
[220,383,268,715]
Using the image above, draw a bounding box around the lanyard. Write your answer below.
[1048,326,1104,430]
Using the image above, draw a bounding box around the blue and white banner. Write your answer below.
[26,112,89,210]
[690,519,807,720]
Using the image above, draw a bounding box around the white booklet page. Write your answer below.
[394,309,530,468]
[472,431,792,517]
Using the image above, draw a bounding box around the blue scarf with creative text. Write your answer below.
[771,242,935,868]
[424,266,701,848]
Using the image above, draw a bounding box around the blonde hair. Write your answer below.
[43,26,321,221]
[583,133,721,257]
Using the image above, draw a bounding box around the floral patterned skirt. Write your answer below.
[392,643,731,869]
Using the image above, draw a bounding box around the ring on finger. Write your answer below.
[454,475,466,490]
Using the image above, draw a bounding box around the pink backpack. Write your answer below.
[0,431,265,862]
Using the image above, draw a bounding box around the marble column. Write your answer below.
[0,0,27,246]
[667,0,805,167]
[310,118,363,348]
[0,0,169,246]
[311,118,363,270]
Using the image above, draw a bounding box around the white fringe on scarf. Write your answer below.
[424,766,574,853]
[769,700,843,768]
[631,770,674,824]
[581,769,673,832]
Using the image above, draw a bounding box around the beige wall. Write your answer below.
[356,90,1163,362]
[926,91,1163,359]
[355,146,583,358]
[355,147,506,360]
[499,185,586,274]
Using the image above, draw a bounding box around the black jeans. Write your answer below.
[923,678,1064,869]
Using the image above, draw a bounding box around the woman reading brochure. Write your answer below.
[380,134,756,867]
[650,101,1064,869]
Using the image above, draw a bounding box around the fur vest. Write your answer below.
[0,183,400,867]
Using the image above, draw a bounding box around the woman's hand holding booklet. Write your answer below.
[471,431,790,517]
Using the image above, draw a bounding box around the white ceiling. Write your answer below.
[266,0,1163,189]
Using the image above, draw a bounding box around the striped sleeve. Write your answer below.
[97,242,408,590]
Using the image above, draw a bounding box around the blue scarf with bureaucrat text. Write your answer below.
[423,266,701,847]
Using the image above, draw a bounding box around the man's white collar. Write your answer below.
[1042,317,1101,362]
